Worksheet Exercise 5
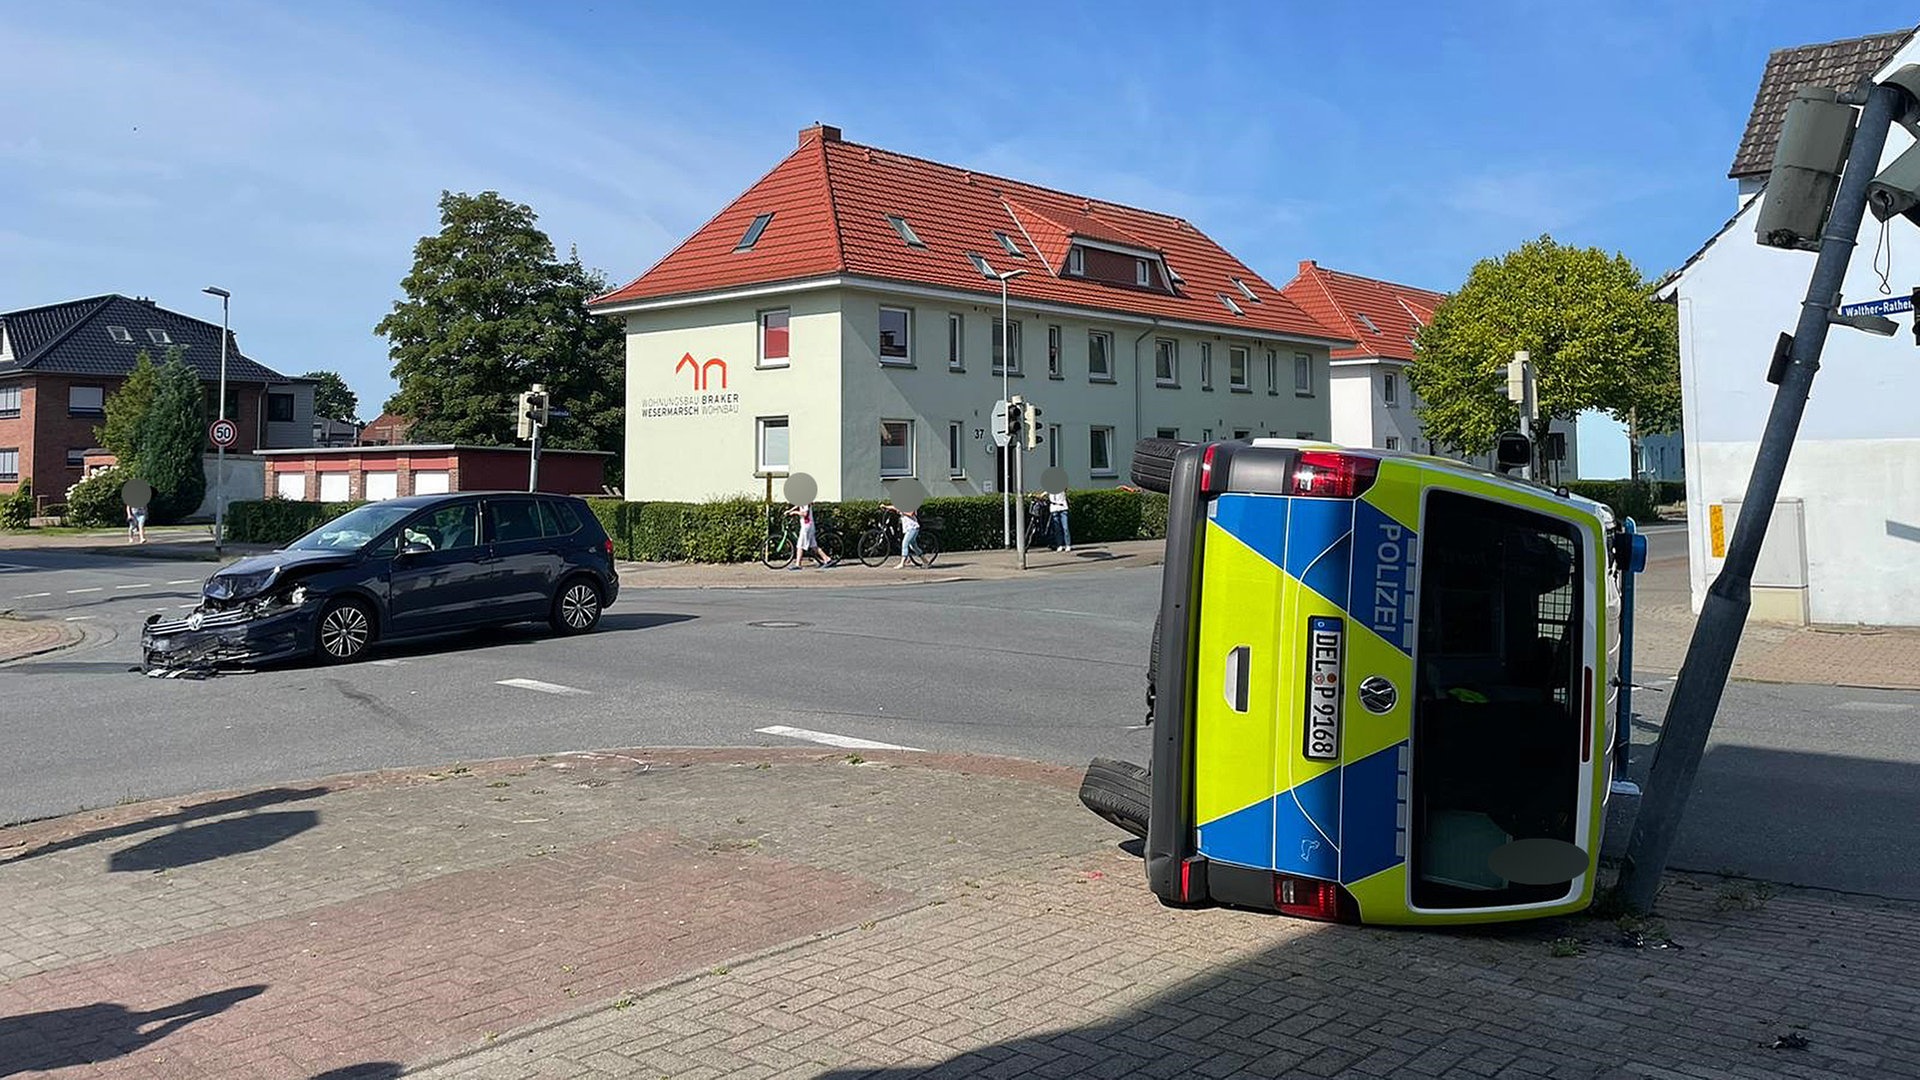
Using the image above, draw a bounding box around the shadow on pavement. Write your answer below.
[0,984,265,1077]
[1,786,328,864]
[108,809,320,873]
[309,1065,403,1079]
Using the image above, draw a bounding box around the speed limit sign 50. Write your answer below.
[209,418,238,449]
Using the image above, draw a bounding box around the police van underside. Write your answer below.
[1084,438,1626,926]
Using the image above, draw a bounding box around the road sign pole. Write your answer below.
[1617,79,1910,914]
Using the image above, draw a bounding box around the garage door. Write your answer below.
[364,471,398,501]
[318,473,349,503]
[413,470,450,495]
[276,472,306,500]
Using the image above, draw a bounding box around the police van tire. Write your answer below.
[1129,438,1188,494]
[1079,757,1150,839]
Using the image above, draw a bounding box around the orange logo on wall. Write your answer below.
[676,352,728,391]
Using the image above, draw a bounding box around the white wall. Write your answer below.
[1667,61,1920,623]
[191,453,264,520]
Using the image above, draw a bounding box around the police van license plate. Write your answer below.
[1303,616,1344,761]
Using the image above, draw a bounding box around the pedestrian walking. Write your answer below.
[785,501,834,569]
[1047,488,1071,552]
[883,501,923,568]
[126,502,148,544]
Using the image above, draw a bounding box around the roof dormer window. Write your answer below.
[1067,247,1085,276]
[734,212,774,252]
[994,232,1024,258]
[1231,277,1259,302]
[107,326,133,343]
[886,214,926,249]
[1135,259,1150,287]
[147,328,171,345]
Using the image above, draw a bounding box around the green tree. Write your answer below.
[98,350,161,465]
[376,191,624,466]
[137,355,208,523]
[302,370,360,422]
[1410,235,1680,463]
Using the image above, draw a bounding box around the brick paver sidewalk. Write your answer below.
[2,749,1913,1079]
[0,612,80,664]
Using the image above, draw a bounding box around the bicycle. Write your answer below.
[762,505,842,569]
[858,514,942,568]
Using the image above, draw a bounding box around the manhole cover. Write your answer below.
[748,620,813,629]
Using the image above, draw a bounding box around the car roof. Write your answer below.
[373,491,584,508]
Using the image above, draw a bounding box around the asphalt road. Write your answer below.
[3,542,1916,901]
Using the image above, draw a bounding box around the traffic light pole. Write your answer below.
[1616,80,1908,913]
[1015,441,1028,569]
[527,418,544,493]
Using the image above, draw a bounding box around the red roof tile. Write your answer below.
[1278,261,1447,363]
[593,127,1347,345]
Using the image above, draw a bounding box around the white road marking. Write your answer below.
[369,658,409,667]
[66,587,103,594]
[14,592,50,599]
[1834,700,1913,714]
[64,616,94,622]
[115,583,153,590]
[496,678,589,696]
[166,579,200,585]
[177,603,198,609]
[755,725,922,752]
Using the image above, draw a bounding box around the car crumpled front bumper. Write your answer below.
[140,601,318,675]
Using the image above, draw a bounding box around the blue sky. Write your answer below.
[2,2,1907,473]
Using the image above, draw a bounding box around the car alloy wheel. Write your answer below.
[319,602,372,660]
[560,581,600,631]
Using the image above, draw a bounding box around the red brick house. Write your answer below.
[0,295,315,507]
[257,445,611,502]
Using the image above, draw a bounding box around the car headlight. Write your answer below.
[207,569,276,600]
[288,585,308,605]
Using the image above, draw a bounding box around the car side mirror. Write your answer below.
[401,541,433,557]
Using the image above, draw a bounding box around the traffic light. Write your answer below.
[1005,395,1026,445]
[1755,85,1855,251]
[516,384,550,439]
[1023,401,1045,451]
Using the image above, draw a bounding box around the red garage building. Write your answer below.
[256,444,613,503]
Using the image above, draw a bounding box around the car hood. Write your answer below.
[204,549,354,600]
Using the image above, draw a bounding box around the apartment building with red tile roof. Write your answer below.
[591,124,1354,501]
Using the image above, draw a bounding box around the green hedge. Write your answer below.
[0,480,31,530]
[224,499,364,545]
[1562,480,1680,523]
[65,468,129,528]
[588,488,1170,563]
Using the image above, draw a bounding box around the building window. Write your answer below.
[947,313,964,370]
[1156,427,1179,440]
[0,385,19,419]
[1154,339,1178,386]
[106,326,132,343]
[967,252,995,277]
[757,416,790,473]
[1047,425,1061,467]
[1295,353,1315,396]
[68,385,106,417]
[1047,325,1062,378]
[1088,331,1113,381]
[1135,259,1150,287]
[146,328,172,345]
[995,232,1024,258]
[1218,293,1245,317]
[1265,349,1279,395]
[1089,427,1116,476]
[1385,436,1400,450]
[886,215,926,248]
[1067,247,1085,275]
[948,421,965,477]
[267,393,295,423]
[759,309,791,367]
[1228,348,1249,391]
[992,318,1022,375]
[1199,342,1213,390]
[1232,277,1259,303]
[1296,431,1316,439]
[1383,371,1399,406]
[1232,429,1251,440]
[879,306,912,365]
[3,447,24,481]
[204,386,240,421]
[880,419,915,477]
[735,212,773,251]
[65,449,87,470]
[1201,428,1214,442]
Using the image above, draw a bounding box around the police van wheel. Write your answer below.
[1079,757,1150,839]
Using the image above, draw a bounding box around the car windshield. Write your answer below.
[287,503,420,552]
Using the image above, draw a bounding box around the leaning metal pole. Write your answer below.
[1616,81,1910,913]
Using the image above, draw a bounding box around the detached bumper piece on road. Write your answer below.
[140,603,313,677]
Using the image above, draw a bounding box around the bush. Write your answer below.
[0,480,31,529]
[1563,480,1662,523]
[1066,489,1145,545]
[224,499,364,545]
[1137,491,1169,540]
[66,468,129,528]
[140,354,208,523]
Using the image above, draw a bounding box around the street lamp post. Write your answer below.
[203,287,231,554]
[996,267,1026,547]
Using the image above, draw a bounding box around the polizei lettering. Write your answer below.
[1363,511,1417,652]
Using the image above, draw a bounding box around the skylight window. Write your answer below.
[1217,293,1246,317]
[967,253,996,278]
[994,232,1024,258]
[147,328,172,345]
[1356,312,1383,334]
[1166,264,1184,285]
[887,214,926,248]
[107,326,133,343]
[1232,277,1259,302]
[735,212,774,251]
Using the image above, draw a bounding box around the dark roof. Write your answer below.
[1729,27,1915,179]
[0,294,287,382]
